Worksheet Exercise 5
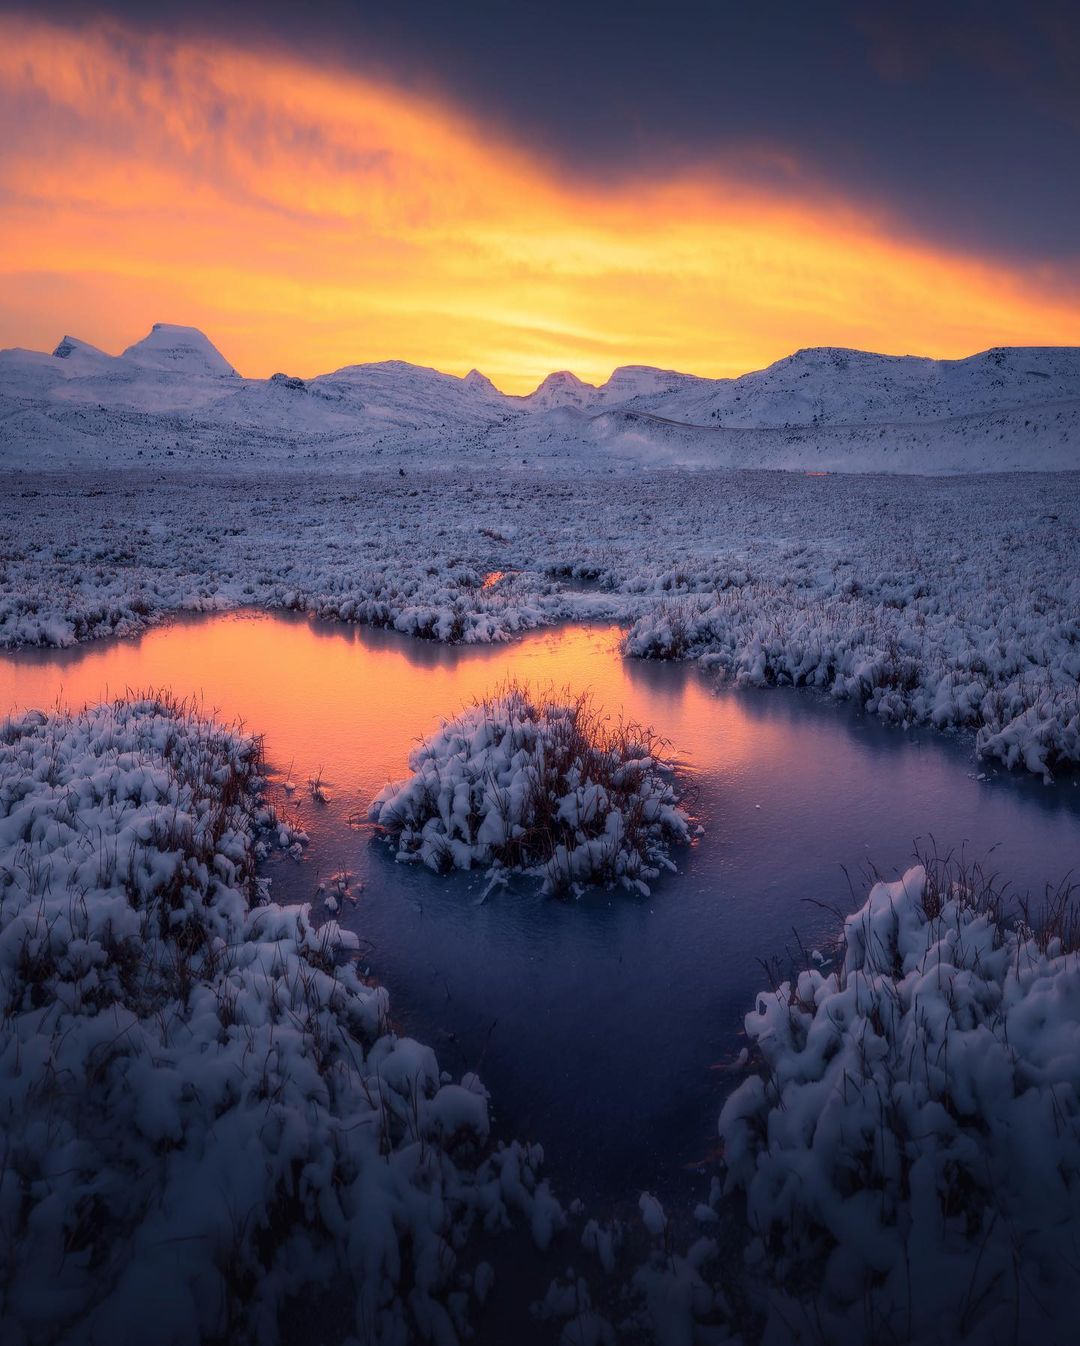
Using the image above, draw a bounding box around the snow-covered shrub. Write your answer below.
[0,694,560,1344]
[370,683,691,895]
[718,859,1080,1343]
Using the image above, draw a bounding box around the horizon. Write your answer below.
[2,5,1080,391]
[13,318,1080,398]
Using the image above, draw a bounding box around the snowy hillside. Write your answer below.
[633,344,1080,427]
[0,323,1077,472]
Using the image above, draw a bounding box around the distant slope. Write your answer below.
[560,398,1080,473]
[0,325,1076,473]
[629,346,1080,428]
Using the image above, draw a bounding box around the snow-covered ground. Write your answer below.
[4,694,1074,1344]
[1,324,1078,472]
[2,324,1079,1343]
[0,693,573,1345]
[2,467,1078,780]
[0,689,743,1343]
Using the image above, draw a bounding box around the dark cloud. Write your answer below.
[12,0,1080,267]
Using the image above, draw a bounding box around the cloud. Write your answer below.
[6,0,1080,265]
[1,14,1077,391]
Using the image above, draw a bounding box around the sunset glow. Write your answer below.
[3,15,1079,391]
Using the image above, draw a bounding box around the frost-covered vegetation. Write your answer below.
[468,860,1080,1344]
[3,468,1078,781]
[1,684,1078,1343]
[717,856,1080,1344]
[370,684,690,895]
[0,694,570,1345]
[523,859,1080,1345]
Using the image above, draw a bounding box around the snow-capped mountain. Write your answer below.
[121,323,239,378]
[595,365,709,405]
[308,359,510,427]
[632,345,1080,427]
[519,370,597,410]
[0,323,1077,473]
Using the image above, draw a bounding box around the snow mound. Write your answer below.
[121,322,238,377]
[370,684,691,895]
[718,861,1080,1342]
[0,693,558,1343]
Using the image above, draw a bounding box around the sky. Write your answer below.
[2,1,1079,392]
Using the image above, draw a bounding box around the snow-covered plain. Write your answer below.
[3,467,1078,781]
[1,324,1078,472]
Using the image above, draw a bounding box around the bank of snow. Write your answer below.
[370,684,691,895]
[0,694,565,1345]
[718,861,1080,1343]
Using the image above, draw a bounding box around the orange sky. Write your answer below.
[1,15,1078,392]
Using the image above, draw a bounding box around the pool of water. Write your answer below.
[3,610,1078,1211]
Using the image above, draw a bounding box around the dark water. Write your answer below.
[3,611,1078,1212]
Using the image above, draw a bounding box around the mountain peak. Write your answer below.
[463,368,499,396]
[536,370,593,389]
[524,369,598,409]
[599,365,701,399]
[52,335,110,362]
[121,323,238,377]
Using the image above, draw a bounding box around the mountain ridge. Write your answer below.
[1,324,1077,474]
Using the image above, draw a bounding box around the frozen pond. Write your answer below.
[2,611,1078,1209]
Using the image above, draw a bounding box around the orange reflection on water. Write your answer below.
[0,613,782,818]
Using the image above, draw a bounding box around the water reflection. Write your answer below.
[2,610,1078,1207]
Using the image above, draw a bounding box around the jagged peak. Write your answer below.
[52,335,109,361]
[462,368,500,395]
